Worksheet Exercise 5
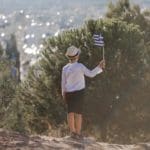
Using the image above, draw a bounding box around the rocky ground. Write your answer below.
[0,129,150,150]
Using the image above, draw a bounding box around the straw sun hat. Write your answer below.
[65,45,81,58]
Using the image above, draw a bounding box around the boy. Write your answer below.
[61,45,105,139]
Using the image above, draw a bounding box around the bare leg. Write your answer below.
[75,113,82,135]
[68,112,76,133]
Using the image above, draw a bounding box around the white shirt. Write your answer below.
[61,62,103,95]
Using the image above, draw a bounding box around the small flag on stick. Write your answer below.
[93,33,105,60]
[93,34,104,47]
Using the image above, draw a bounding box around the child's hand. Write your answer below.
[99,60,105,69]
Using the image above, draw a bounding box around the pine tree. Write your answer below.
[0,45,18,128]
[14,17,146,138]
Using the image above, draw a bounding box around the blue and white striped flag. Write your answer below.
[93,34,104,47]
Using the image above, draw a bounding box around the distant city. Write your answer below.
[0,0,149,79]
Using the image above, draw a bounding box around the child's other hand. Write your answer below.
[62,92,67,103]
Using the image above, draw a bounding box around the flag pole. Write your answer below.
[103,46,105,61]
[93,33,105,61]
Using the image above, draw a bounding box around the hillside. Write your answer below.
[0,0,149,147]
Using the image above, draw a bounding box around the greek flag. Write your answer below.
[93,34,104,47]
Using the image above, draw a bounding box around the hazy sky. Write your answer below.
[0,0,149,13]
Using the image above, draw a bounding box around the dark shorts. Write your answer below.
[66,89,85,114]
